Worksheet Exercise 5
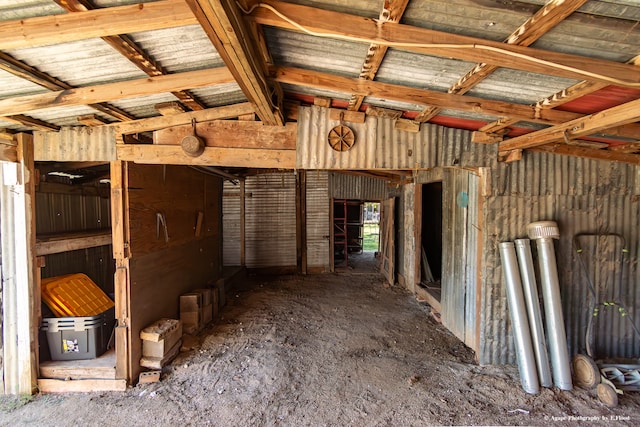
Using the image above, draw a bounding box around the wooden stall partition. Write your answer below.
[125,163,222,382]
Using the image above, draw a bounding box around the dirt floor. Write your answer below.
[1,270,640,426]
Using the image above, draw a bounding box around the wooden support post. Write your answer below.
[296,170,307,274]
[110,160,131,383]
[0,133,38,395]
[240,179,246,267]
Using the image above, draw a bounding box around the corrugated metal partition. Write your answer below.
[480,151,640,364]
[441,169,480,350]
[222,180,241,266]
[245,172,297,268]
[306,171,330,272]
[297,105,494,170]
[329,173,388,201]
[36,191,114,293]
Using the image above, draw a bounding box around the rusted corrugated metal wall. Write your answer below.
[36,191,114,294]
[306,171,330,272]
[245,172,297,268]
[298,106,494,170]
[222,180,241,266]
[480,150,640,364]
[329,173,388,201]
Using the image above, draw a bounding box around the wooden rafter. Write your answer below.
[0,0,196,50]
[347,0,410,112]
[499,97,640,152]
[0,68,234,118]
[249,0,640,87]
[54,0,205,112]
[186,0,283,125]
[272,66,640,140]
[115,102,255,135]
[415,0,587,123]
[532,143,640,166]
[0,51,134,124]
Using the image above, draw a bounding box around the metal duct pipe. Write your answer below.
[499,242,540,395]
[527,221,573,391]
[515,238,553,388]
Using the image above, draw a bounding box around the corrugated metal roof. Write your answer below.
[265,27,367,77]
[0,0,64,20]
[6,38,147,87]
[126,25,225,73]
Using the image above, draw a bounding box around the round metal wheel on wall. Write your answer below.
[597,383,619,407]
[573,354,600,389]
[328,125,355,152]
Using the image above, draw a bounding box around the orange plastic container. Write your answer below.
[41,273,114,317]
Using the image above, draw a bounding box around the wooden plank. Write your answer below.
[117,145,296,169]
[0,68,234,118]
[36,230,111,256]
[240,180,246,266]
[471,131,503,144]
[154,121,296,149]
[77,114,109,126]
[415,286,441,314]
[531,143,640,166]
[37,379,127,393]
[0,133,38,394]
[155,101,187,116]
[348,0,410,111]
[252,1,640,86]
[329,108,365,124]
[380,198,395,286]
[0,140,17,162]
[394,118,420,133]
[0,0,196,50]
[39,349,116,380]
[273,66,583,126]
[499,97,640,152]
[115,103,254,135]
[187,0,283,125]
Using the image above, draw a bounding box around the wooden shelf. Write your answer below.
[36,229,112,256]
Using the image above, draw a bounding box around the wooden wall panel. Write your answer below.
[124,163,223,382]
[127,164,221,258]
[128,237,219,382]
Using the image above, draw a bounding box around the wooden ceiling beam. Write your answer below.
[272,66,640,140]
[0,68,234,118]
[532,143,640,166]
[54,1,205,112]
[0,0,196,50]
[249,0,640,87]
[347,0,410,112]
[499,97,640,152]
[415,0,588,123]
[187,0,283,125]
[2,115,60,132]
[114,102,255,135]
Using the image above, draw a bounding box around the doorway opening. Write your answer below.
[420,182,443,301]
[332,200,380,272]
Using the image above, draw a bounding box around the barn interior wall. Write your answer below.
[480,153,640,365]
[125,163,222,381]
[35,190,114,295]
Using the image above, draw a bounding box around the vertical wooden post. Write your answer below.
[239,179,246,267]
[0,133,38,395]
[110,160,131,383]
[296,170,307,274]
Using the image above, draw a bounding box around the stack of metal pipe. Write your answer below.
[498,221,573,394]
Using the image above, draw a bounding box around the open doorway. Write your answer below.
[420,182,443,301]
[332,200,380,272]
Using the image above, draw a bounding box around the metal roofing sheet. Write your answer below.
[467,68,579,105]
[0,0,64,21]
[6,38,147,87]
[279,0,381,18]
[265,27,367,77]
[127,25,225,73]
[376,49,476,92]
[0,69,48,98]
